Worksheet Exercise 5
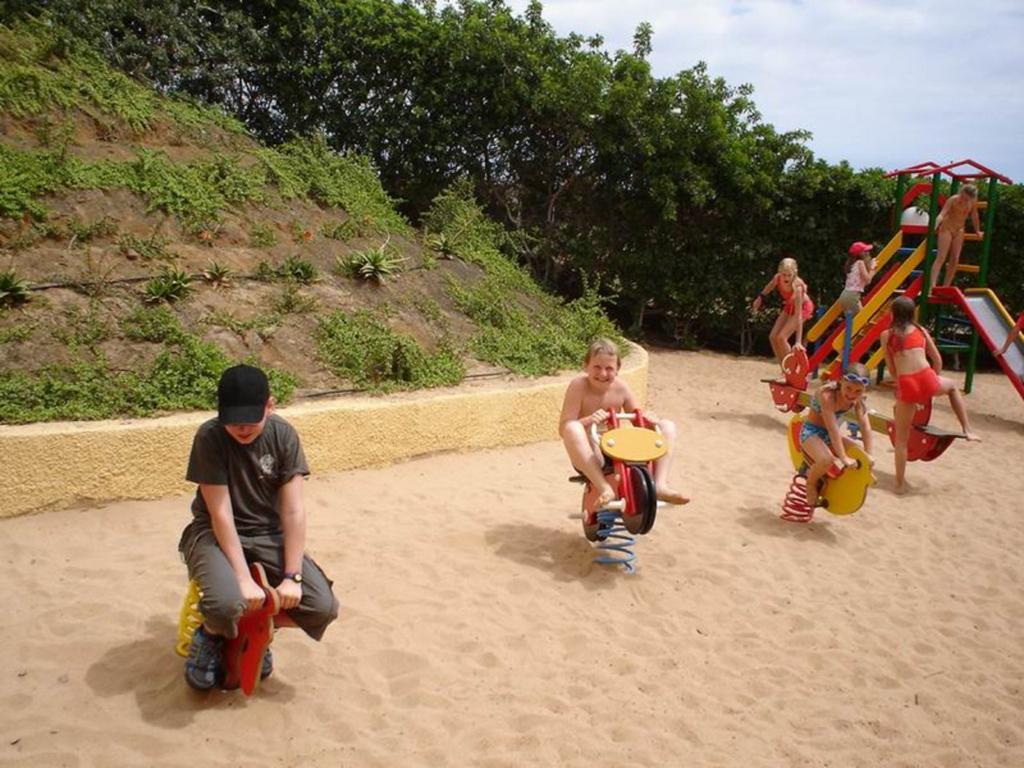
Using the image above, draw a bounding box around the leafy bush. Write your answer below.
[276,255,318,284]
[0,335,297,423]
[250,222,277,248]
[117,232,172,261]
[202,310,281,339]
[67,215,117,246]
[272,284,317,315]
[52,303,111,349]
[258,135,408,234]
[201,261,233,289]
[322,219,360,241]
[337,242,404,284]
[426,183,622,374]
[0,322,33,343]
[449,276,619,375]
[120,305,185,343]
[0,270,31,307]
[143,268,192,304]
[316,309,464,391]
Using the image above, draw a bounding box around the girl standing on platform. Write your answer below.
[838,241,876,314]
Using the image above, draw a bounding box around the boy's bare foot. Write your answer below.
[656,487,690,505]
[964,431,981,442]
[595,484,617,510]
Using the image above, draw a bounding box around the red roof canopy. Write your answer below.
[885,158,1013,184]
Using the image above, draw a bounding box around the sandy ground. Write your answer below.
[2,349,1022,768]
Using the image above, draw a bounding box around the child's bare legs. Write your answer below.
[769,312,799,365]
[802,435,837,508]
[650,419,689,505]
[892,400,915,491]
[941,231,965,287]
[930,230,952,289]
[935,377,980,440]
[561,420,615,506]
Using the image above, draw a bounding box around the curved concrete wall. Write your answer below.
[1,344,647,518]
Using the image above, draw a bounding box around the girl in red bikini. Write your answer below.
[752,257,814,367]
[880,296,980,492]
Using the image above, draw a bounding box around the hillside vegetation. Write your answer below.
[0,20,618,424]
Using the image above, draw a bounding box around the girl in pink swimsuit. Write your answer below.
[752,257,814,367]
[838,241,876,313]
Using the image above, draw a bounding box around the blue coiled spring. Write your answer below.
[592,510,637,573]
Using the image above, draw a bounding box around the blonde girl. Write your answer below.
[752,257,814,365]
[793,363,873,515]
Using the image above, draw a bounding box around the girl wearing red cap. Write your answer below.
[838,241,876,313]
[752,257,814,366]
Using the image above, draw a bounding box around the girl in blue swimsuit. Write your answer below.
[799,363,874,508]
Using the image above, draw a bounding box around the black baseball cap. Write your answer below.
[217,364,270,424]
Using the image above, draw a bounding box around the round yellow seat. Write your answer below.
[600,427,667,463]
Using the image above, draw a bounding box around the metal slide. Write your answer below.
[930,286,1024,400]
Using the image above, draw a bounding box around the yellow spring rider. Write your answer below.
[781,413,875,522]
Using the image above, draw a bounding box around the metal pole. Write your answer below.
[920,172,942,322]
[965,178,1000,393]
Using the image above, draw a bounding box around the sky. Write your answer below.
[503,0,1024,183]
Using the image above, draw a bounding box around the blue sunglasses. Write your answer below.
[843,372,870,386]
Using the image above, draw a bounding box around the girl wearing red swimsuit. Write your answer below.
[880,297,980,491]
[751,257,814,367]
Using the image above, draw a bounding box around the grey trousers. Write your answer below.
[179,521,339,640]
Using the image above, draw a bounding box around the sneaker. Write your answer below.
[184,626,224,691]
[260,647,273,681]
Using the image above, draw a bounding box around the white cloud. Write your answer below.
[504,0,1024,180]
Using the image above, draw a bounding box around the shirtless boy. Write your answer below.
[931,184,982,289]
[558,338,689,509]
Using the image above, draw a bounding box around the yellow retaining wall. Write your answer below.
[1,344,647,518]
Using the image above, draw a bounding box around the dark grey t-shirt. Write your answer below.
[186,414,309,536]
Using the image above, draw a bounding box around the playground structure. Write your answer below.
[569,410,663,573]
[802,159,1021,400]
[767,159,1019,477]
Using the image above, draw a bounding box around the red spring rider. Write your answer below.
[571,410,664,541]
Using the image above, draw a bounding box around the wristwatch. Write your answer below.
[283,571,303,584]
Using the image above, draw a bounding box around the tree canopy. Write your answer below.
[5,0,1019,349]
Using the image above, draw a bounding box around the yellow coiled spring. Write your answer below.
[175,579,204,657]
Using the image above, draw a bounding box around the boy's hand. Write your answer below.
[239,574,267,612]
[841,455,858,468]
[589,409,609,426]
[276,579,302,611]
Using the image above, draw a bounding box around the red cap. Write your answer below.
[848,241,873,257]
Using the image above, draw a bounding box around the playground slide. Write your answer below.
[930,286,1024,399]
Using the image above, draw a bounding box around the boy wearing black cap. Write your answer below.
[178,364,339,691]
